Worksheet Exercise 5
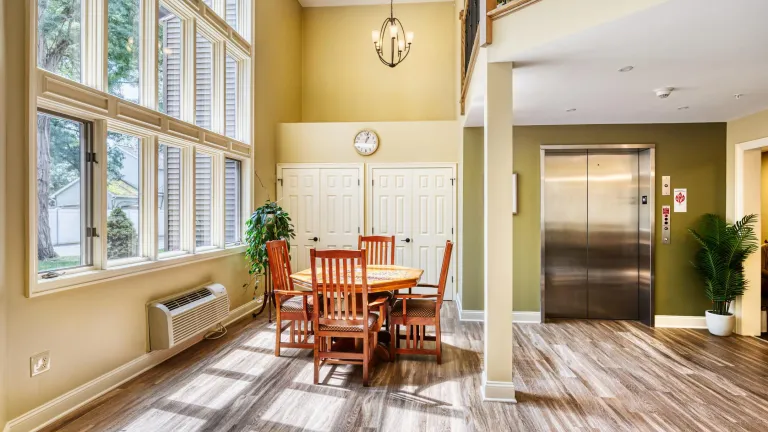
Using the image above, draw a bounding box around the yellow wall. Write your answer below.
[277,121,460,164]
[1,0,8,426]
[461,124,727,316]
[762,153,768,241]
[301,2,456,122]
[726,109,768,222]
[461,128,484,310]
[2,0,302,422]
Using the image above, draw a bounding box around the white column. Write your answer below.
[483,61,515,402]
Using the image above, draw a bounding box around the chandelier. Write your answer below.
[371,0,414,68]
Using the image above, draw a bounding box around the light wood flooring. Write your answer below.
[43,305,768,431]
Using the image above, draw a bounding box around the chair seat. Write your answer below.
[319,313,379,333]
[280,296,312,313]
[391,299,437,318]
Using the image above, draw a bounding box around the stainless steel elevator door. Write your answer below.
[543,153,588,318]
[587,153,639,320]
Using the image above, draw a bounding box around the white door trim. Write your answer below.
[732,137,768,336]
[366,163,458,300]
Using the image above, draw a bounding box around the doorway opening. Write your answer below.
[540,145,655,325]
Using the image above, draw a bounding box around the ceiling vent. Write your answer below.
[655,87,674,99]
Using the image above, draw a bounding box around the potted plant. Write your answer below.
[245,200,295,321]
[688,213,758,336]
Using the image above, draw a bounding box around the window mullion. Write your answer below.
[215,155,226,248]
[82,0,107,91]
[182,18,197,123]
[93,120,108,270]
[144,136,159,260]
[238,58,250,144]
[213,41,225,134]
[187,148,197,253]
[141,0,159,109]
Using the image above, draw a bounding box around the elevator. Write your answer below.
[540,145,654,325]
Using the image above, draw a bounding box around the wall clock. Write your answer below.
[354,130,379,156]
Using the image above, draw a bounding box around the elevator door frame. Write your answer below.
[539,144,656,326]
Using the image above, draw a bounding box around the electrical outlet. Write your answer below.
[30,351,51,377]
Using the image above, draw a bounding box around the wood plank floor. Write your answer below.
[43,305,768,431]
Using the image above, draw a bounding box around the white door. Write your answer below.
[370,167,455,300]
[279,167,362,271]
[320,169,361,251]
[279,168,320,271]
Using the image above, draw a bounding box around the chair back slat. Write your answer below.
[266,240,293,291]
[436,241,454,306]
[358,235,395,265]
[311,249,369,328]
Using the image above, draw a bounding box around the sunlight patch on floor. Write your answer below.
[167,373,251,409]
[210,348,269,377]
[121,408,206,431]
[261,388,345,431]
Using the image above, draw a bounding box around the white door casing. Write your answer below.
[277,164,363,271]
[369,165,456,300]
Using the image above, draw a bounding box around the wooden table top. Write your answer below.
[290,265,424,293]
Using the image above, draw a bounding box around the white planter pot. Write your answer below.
[705,310,735,336]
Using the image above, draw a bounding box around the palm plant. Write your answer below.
[245,201,295,319]
[688,213,759,315]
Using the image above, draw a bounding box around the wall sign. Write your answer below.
[662,176,671,196]
[673,188,687,212]
[662,205,671,244]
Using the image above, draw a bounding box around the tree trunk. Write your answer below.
[37,116,58,260]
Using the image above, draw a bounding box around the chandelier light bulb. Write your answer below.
[398,39,405,51]
[406,32,414,43]
[390,23,397,37]
[371,30,380,43]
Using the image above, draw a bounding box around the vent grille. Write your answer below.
[171,295,229,344]
[162,288,212,311]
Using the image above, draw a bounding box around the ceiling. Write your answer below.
[299,0,451,7]
[469,0,768,126]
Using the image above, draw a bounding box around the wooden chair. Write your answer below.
[358,235,396,265]
[267,240,313,356]
[389,241,453,364]
[311,249,384,386]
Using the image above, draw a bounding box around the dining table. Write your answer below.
[289,264,424,361]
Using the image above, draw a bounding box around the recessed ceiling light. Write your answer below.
[566,108,577,112]
[618,66,634,72]
[677,106,689,110]
[734,93,744,99]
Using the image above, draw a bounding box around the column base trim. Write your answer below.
[654,315,707,329]
[482,373,517,402]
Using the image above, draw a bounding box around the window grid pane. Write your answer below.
[108,0,141,103]
[225,56,237,139]
[159,144,184,254]
[158,5,182,118]
[37,112,89,272]
[195,34,213,130]
[226,0,238,31]
[195,153,214,248]
[106,132,141,260]
[225,158,241,244]
[37,0,82,82]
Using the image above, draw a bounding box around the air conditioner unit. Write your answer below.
[148,283,229,350]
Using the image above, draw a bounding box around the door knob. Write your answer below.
[309,237,319,242]
[401,238,411,243]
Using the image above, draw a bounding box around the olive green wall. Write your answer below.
[462,128,485,310]
[761,153,768,240]
[462,123,727,316]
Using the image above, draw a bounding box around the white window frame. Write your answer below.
[223,156,245,246]
[27,0,254,297]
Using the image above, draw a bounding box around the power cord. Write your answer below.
[204,323,227,340]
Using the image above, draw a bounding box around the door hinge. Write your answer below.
[452,276,454,283]
[358,227,360,234]
[451,177,455,186]
[372,179,374,187]
[86,152,98,163]
[452,227,454,235]
[358,179,360,186]
[86,227,99,238]
[277,178,283,186]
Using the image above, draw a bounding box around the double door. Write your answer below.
[369,167,454,300]
[278,167,362,271]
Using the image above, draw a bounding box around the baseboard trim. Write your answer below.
[6,299,262,432]
[481,373,517,402]
[654,315,707,329]
[454,301,541,324]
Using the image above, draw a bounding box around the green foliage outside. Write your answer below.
[107,207,138,260]
[245,201,296,276]
[688,214,759,316]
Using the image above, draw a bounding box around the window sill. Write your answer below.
[29,246,246,298]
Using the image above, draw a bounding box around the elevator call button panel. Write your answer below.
[662,205,671,244]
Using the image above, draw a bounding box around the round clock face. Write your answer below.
[354,130,379,156]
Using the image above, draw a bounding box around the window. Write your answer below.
[36,111,92,273]
[158,144,184,255]
[225,55,237,139]
[37,0,82,82]
[158,5,182,118]
[106,132,141,261]
[226,0,238,32]
[107,0,141,103]
[195,152,214,248]
[195,34,213,130]
[225,158,242,245]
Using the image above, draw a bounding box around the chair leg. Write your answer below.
[362,336,370,387]
[389,320,396,360]
[436,320,442,365]
[313,337,320,385]
[274,313,282,357]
